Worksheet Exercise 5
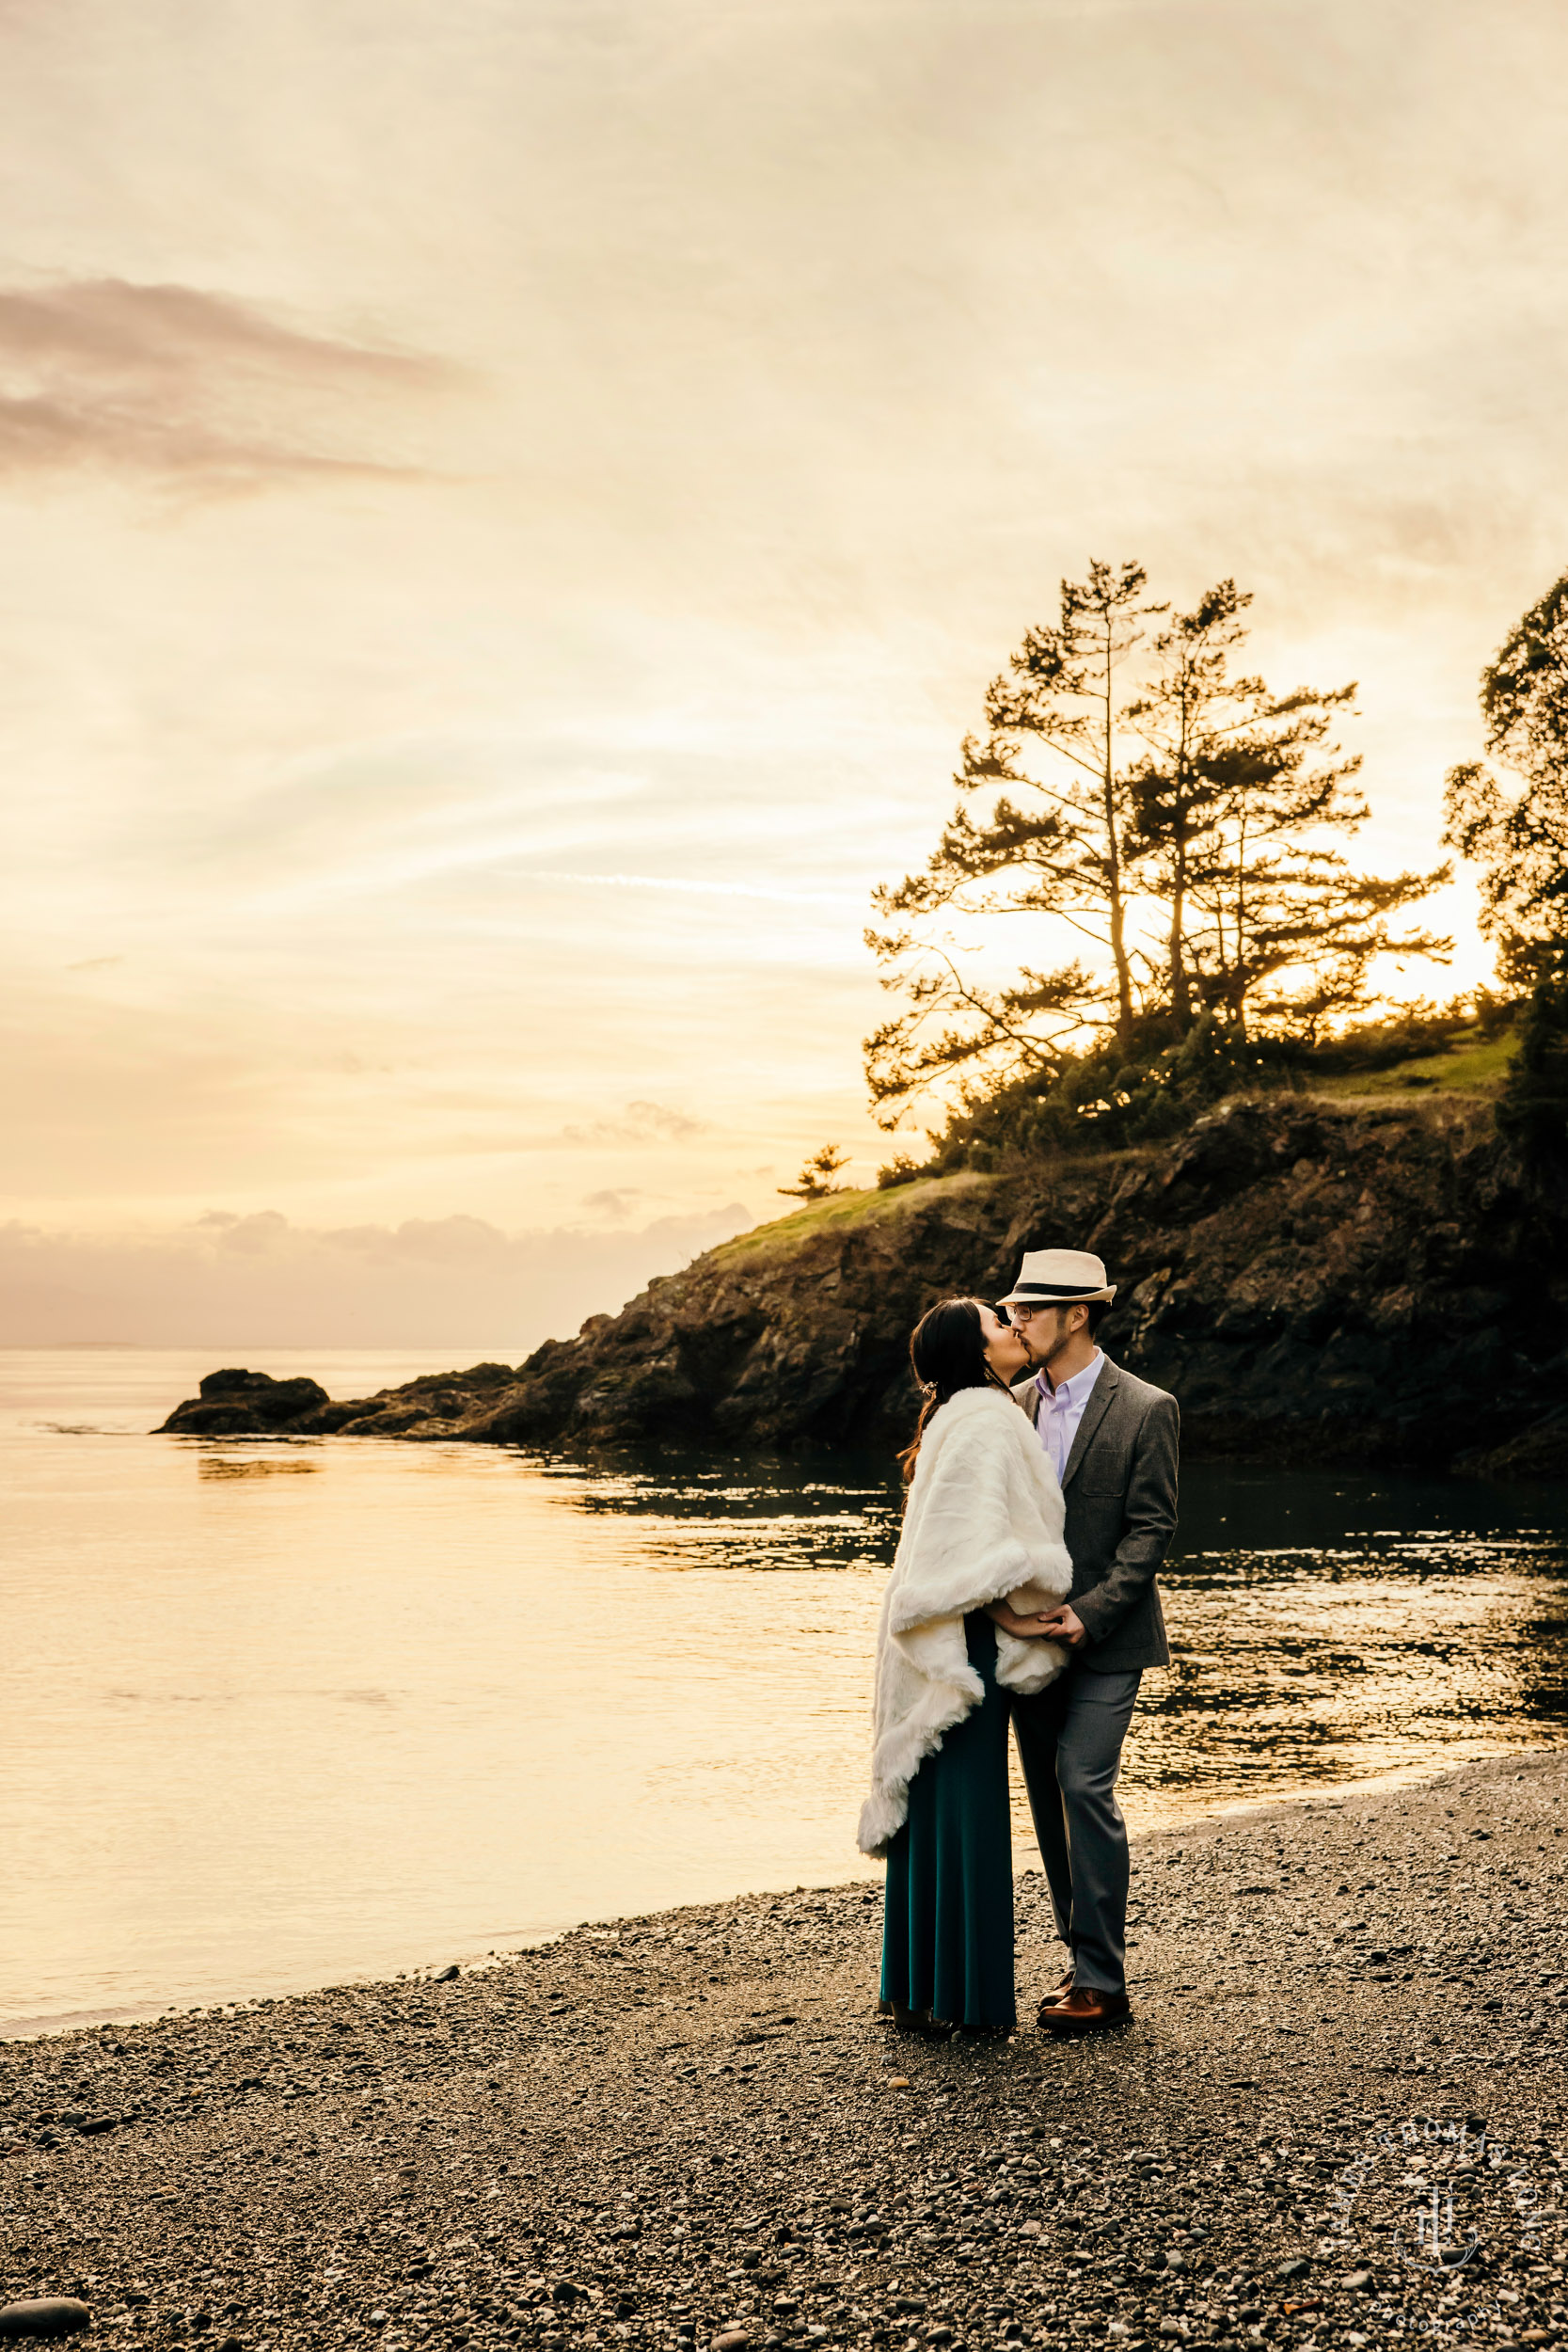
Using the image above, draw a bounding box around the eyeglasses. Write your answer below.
[994,1301,1047,1326]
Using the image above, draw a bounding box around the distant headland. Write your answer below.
[159,1091,1566,1480]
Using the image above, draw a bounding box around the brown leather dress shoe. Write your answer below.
[1037,1968,1076,2011]
[1036,1985,1132,2033]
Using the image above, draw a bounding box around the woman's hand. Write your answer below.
[984,1599,1065,1639]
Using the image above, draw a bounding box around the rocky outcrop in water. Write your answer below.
[158,1094,1568,1474]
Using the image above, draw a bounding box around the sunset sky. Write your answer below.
[3,0,1566,1345]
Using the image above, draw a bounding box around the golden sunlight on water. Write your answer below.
[2,1350,1565,2034]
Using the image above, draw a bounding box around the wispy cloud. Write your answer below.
[0,278,454,485]
[558,1101,708,1148]
[524,869,862,907]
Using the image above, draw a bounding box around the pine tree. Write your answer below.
[1443,567,1568,990]
[1129,586,1449,1040]
[866,564,1451,1124]
[1444,567,1568,1166]
[864,560,1163,1125]
[778,1145,852,1200]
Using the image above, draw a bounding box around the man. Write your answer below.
[985,1247,1179,2034]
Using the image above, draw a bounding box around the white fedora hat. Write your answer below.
[1000,1247,1117,1306]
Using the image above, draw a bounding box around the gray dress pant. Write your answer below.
[1010,1661,1142,1994]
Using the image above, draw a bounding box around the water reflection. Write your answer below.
[198,1454,322,1479]
[5,1345,1568,2029]
[552,1453,902,1573]
[542,1449,1568,1820]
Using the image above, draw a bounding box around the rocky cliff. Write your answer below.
[159,1093,1568,1476]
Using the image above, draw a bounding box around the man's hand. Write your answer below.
[1033,1603,1087,1647]
[985,1599,1054,1637]
[985,1599,1085,1643]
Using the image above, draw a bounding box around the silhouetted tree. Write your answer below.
[1128,588,1449,1040]
[868,564,1451,1121]
[1443,567,1568,990]
[778,1145,852,1200]
[864,561,1163,1125]
[1445,568,1568,1164]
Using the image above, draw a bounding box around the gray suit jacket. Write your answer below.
[1011,1354,1179,1672]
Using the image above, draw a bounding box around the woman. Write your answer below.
[858,1297,1073,2036]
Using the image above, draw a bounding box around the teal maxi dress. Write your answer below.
[879,1608,1015,2032]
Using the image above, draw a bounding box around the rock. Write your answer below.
[433,1964,460,1982]
[158,1367,330,1438]
[1276,2258,1311,2280]
[1461,1403,1568,1479]
[713,2331,754,2350]
[1343,2271,1374,2290]
[0,2303,92,2340]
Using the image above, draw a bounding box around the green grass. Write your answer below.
[707,1168,998,1266]
[1312,1026,1519,1100]
[696,1032,1520,1277]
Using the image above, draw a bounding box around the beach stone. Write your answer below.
[1276,2259,1311,2280]
[434,1965,460,1982]
[0,2303,92,2340]
[713,2331,753,2350]
[1343,2271,1374,2290]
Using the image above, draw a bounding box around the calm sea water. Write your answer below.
[4,1346,1567,2038]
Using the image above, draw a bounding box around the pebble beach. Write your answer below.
[4,1751,1567,2351]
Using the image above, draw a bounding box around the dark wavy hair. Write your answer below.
[897,1295,1010,1482]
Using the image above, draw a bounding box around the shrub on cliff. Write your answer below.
[879,996,1516,1182]
[910,1013,1298,1173]
[1498,977,1568,1168]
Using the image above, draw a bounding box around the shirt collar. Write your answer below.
[1036,1348,1104,1406]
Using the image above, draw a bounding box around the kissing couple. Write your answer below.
[858,1248,1180,2039]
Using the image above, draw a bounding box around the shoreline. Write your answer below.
[8,1736,1565,2047]
[5,1752,1568,2350]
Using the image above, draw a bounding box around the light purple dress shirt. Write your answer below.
[1034,1348,1105,1484]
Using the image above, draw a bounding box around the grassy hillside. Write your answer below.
[1312,1023,1517,1100]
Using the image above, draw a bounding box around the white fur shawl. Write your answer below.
[856,1384,1073,1858]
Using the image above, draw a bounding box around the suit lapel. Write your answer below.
[1060,1355,1121,1488]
